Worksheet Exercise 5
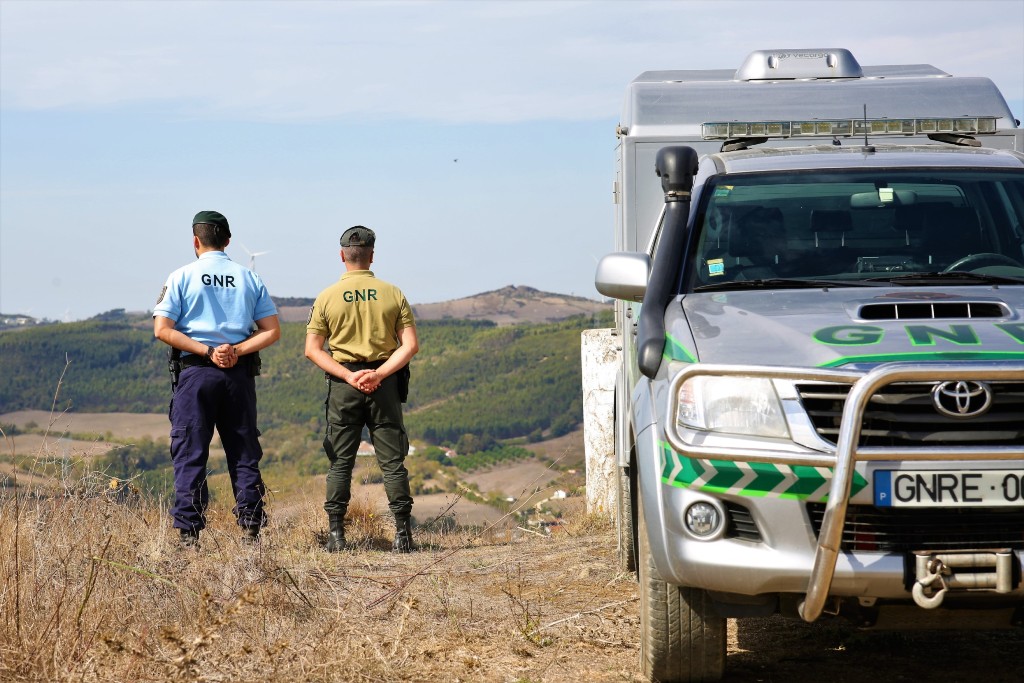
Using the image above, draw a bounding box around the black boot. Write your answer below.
[393,516,414,554]
[179,528,200,549]
[241,526,260,546]
[326,514,346,552]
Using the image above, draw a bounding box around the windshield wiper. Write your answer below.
[862,271,1024,286]
[694,278,886,292]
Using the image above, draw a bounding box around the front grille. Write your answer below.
[796,381,1024,447]
[724,501,762,542]
[806,503,1024,552]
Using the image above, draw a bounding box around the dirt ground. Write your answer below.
[464,460,563,496]
[1,409,170,441]
[245,477,1024,683]
[723,616,1024,682]
[3,412,1022,682]
[0,432,117,460]
[4,490,1020,683]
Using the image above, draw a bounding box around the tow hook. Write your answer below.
[912,550,1015,610]
[912,557,948,609]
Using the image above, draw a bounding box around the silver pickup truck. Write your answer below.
[591,49,1024,682]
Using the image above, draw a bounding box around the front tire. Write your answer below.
[638,491,725,682]
[617,464,638,573]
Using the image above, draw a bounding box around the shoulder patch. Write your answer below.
[155,286,167,305]
[306,305,314,325]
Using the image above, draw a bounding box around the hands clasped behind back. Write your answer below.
[210,344,239,368]
[348,368,380,394]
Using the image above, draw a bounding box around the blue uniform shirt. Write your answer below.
[154,251,277,353]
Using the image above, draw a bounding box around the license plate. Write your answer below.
[874,470,1024,508]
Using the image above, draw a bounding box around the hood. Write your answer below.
[671,287,1024,370]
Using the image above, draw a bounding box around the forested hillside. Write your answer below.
[0,320,164,413]
[0,312,612,448]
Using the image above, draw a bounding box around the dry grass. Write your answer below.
[8,408,1019,682]
[0,457,642,683]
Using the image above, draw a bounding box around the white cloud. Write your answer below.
[2,0,1023,321]
[3,1,1021,123]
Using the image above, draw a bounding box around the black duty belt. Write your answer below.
[181,354,256,370]
[180,354,215,369]
[327,359,386,381]
[341,359,385,371]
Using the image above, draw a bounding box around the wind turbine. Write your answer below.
[238,243,270,272]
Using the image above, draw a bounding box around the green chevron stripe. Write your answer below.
[852,469,868,495]
[823,470,869,500]
[660,446,674,480]
[779,465,828,499]
[680,454,705,485]
[659,443,869,501]
[743,462,787,498]
[663,446,705,485]
[703,459,744,490]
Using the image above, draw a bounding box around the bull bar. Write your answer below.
[663,361,1024,623]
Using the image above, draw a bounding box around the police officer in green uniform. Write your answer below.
[304,226,419,552]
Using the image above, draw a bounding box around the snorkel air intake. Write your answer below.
[637,146,698,378]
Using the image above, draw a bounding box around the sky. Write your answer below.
[2,0,1022,322]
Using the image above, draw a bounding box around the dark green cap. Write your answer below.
[340,225,375,248]
[192,210,231,238]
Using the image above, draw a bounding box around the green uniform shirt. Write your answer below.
[307,270,416,363]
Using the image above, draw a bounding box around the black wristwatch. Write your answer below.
[205,346,215,361]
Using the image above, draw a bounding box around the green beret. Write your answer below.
[192,210,231,238]
[341,225,375,248]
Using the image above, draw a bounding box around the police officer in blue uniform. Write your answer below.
[154,210,281,548]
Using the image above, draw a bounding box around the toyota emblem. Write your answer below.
[932,381,993,418]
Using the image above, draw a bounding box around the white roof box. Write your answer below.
[735,48,863,80]
[621,48,1018,137]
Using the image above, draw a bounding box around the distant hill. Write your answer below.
[0,312,614,447]
[1,288,608,329]
[274,286,608,325]
[412,286,608,325]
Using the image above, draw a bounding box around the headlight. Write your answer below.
[676,376,790,439]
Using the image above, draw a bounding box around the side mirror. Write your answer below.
[595,252,651,301]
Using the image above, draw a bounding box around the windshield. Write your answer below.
[685,168,1024,292]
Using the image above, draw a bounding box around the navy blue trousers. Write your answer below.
[169,364,267,532]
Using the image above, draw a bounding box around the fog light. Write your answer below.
[685,502,722,537]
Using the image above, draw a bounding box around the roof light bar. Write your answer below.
[702,117,999,140]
